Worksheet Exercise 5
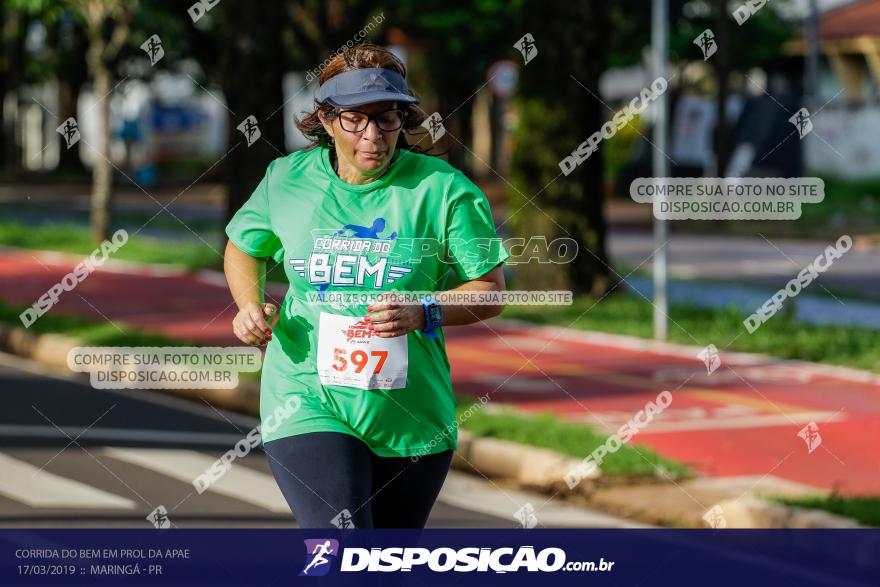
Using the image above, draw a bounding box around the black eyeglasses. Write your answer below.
[336,109,406,133]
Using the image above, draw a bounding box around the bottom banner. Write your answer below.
[1,529,877,586]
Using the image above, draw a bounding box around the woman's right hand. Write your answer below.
[233,302,279,345]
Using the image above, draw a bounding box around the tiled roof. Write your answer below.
[819,0,880,39]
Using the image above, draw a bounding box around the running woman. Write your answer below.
[223,43,509,528]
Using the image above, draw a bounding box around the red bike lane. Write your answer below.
[3,250,878,494]
[448,321,880,495]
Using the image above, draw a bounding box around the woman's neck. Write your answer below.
[331,149,391,185]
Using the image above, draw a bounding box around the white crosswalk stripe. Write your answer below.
[103,448,291,513]
[0,452,136,509]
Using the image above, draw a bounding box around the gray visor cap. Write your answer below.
[317,67,419,108]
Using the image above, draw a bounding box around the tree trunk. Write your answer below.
[1,10,25,175]
[510,0,611,296]
[89,65,113,242]
[56,17,88,176]
[219,1,287,230]
[57,79,86,175]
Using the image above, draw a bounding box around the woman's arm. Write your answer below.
[366,265,507,337]
[434,265,506,326]
[224,240,278,345]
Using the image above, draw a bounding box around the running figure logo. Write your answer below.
[56,117,80,149]
[299,539,340,577]
[140,34,164,66]
[422,112,446,143]
[702,505,727,529]
[331,508,356,529]
[236,115,261,147]
[797,421,822,453]
[789,108,813,139]
[146,505,171,529]
[694,29,717,61]
[335,217,397,240]
[697,344,721,375]
[514,33,538,65]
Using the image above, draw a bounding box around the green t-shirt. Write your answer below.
[225,145,509,457]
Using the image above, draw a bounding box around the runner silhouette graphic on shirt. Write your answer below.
[302,540,335,575]
[334,217,397,240]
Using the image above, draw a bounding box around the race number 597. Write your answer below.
[331,348,388,374]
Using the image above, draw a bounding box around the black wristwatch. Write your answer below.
[420,297,443,339]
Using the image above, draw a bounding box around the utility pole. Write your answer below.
[652,0,669,340]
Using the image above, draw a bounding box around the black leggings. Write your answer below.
[263,432,453,528]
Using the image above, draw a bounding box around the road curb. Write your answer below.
[455,429,601,494]
[712,496,862,528]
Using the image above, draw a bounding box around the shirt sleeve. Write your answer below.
[225,160,284,263]
[443,172,510,281]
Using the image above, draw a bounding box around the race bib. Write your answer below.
[316,312,408,390]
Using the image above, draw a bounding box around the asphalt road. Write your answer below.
[609,229,880,297]
[0,353,636,529]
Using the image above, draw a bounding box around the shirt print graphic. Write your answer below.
[288,217,414,308]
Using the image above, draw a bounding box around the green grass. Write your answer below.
[0,300,197,347]
[667,175,880,240]
[0,221,290,284]
[502,292,880,372]
[0,222,220,271]
[775,495,880,527]
[456,401,690,479]
[801,176,880,230]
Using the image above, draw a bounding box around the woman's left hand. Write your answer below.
[365,296,426,338]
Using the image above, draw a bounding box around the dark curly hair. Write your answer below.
[295,43,429,153]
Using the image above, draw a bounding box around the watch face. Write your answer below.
[428,304,442,324]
